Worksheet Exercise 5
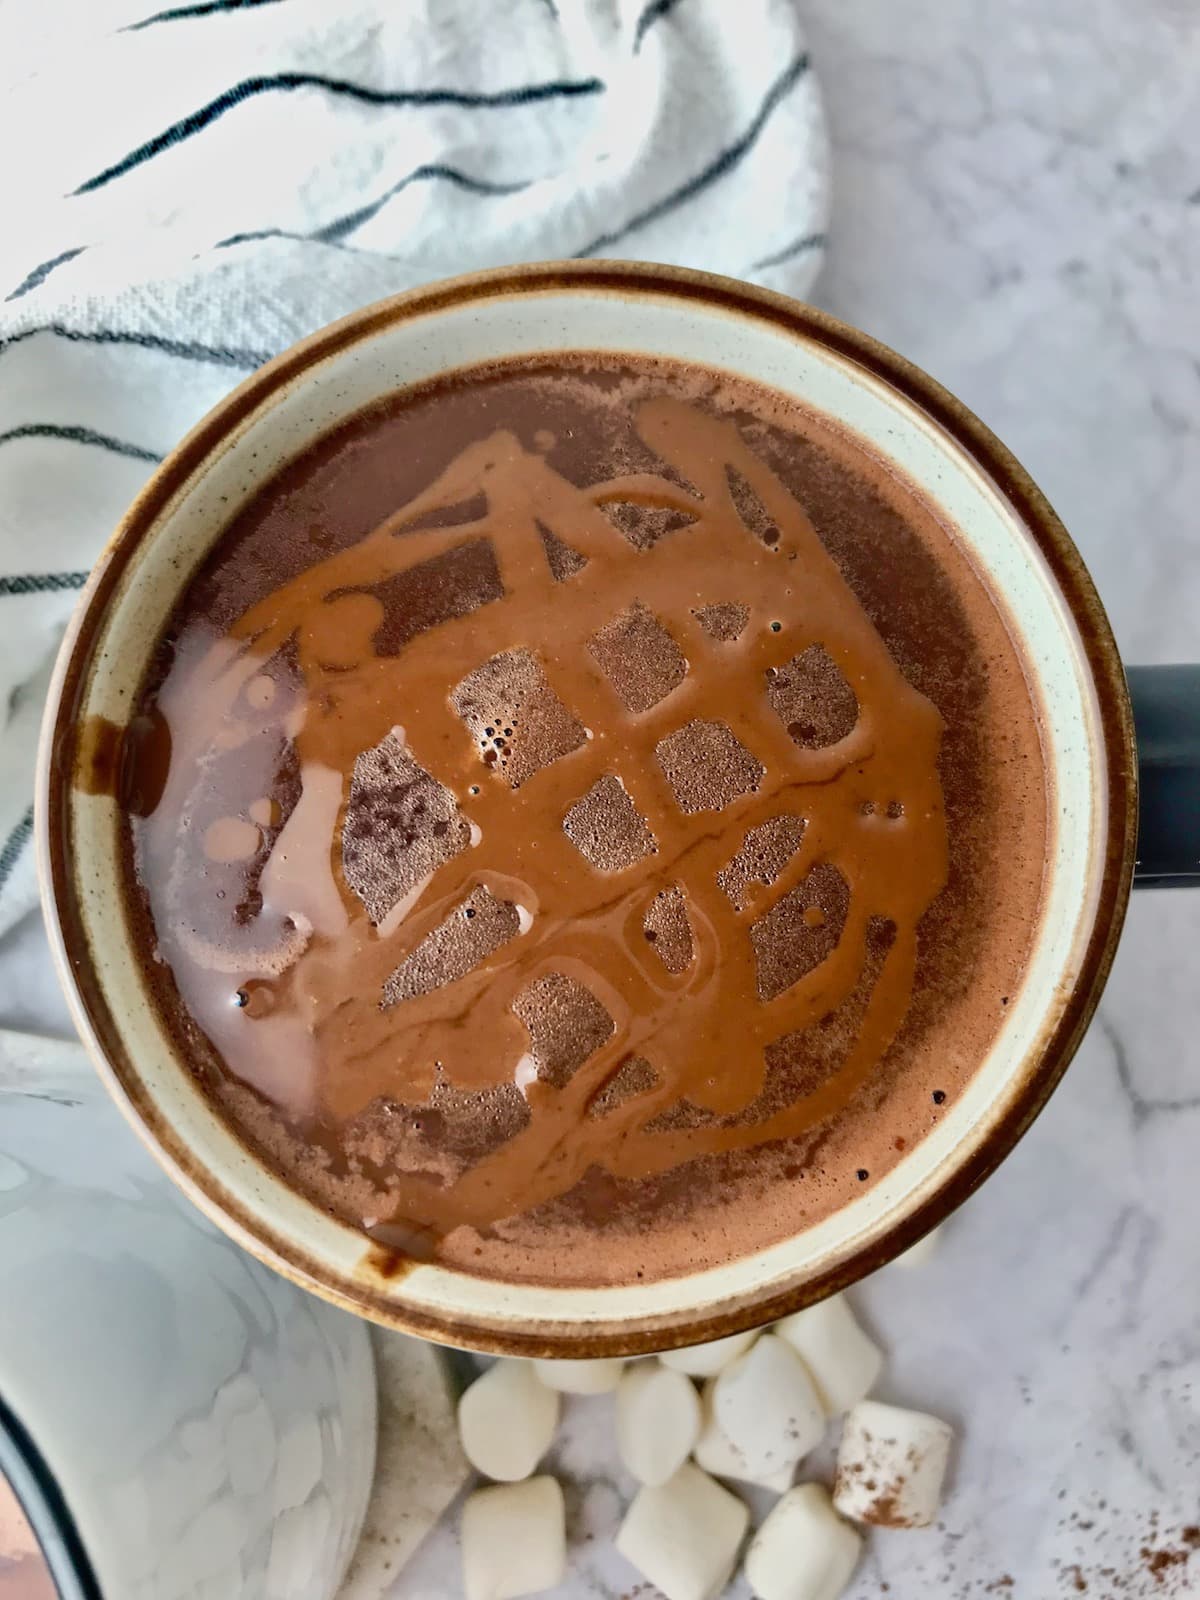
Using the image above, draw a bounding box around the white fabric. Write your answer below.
[0,0,828,1036]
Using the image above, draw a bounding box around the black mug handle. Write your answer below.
[1128,664,1200,887]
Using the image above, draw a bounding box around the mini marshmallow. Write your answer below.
[461,1476,566,1600]
[458,1361,559,1482]
[616,1463,749,1600]
[616,1362,702,1486]
[774,1295,883,1416]
[745,1483,862,1600]
[693,1380,794,1493]
[892,1225,943,1269]
[833,1399,953,1528]
[532,1357,624,1394]
[712,1334,823,1478]
[659,1330,758,1378]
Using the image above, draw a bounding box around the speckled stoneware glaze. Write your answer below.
[36,262,1137,1357]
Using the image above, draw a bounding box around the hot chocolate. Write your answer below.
[119,353,1047,1285]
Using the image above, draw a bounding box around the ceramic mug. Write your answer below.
[35,261,1194,1358]
[0,1035,377,1599]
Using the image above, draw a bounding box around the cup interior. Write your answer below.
[38,263,1135,1354]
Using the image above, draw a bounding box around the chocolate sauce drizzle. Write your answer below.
[135,397,949,1244]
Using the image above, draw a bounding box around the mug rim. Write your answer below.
[37,260,1138,1355]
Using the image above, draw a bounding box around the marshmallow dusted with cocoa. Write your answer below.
[833,1399,953,1528]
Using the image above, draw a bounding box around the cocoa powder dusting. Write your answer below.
[987,1506,1200,1600]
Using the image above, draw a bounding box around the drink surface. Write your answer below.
[120,353,1048,1285]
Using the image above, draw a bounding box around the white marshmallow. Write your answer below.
[616,1362,702,1486]
[712,1334,824,1478]
[532,1357,624,1394]
[616,1463,749,1600]
[774,1295,883,1416]
[461,1476,566,1600]
[745,1483,863,1600]
[833,1399,953,1528]
[693,1380,794,1493]
[458,1361,559,1482]
[659,1330,758,1378]
[892,1225,943,1269]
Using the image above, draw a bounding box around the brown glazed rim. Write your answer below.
[38,260,1138,1356]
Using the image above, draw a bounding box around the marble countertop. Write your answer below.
[393,2,1200,1597]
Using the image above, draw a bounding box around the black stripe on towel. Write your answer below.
[576,52,809,257]
[633,0,684,52]
[751,231,828,272]
[125,0,282,30]
[0,324,270,369]
[314,162,531,244]
[215,227,371,252]
[0,807,33,896]
[73,73,605,195]
[0,424,162,463]
[6,248,86,304]
[0,572,89,597]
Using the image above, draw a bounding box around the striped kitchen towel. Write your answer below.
[0,0,828,1020]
